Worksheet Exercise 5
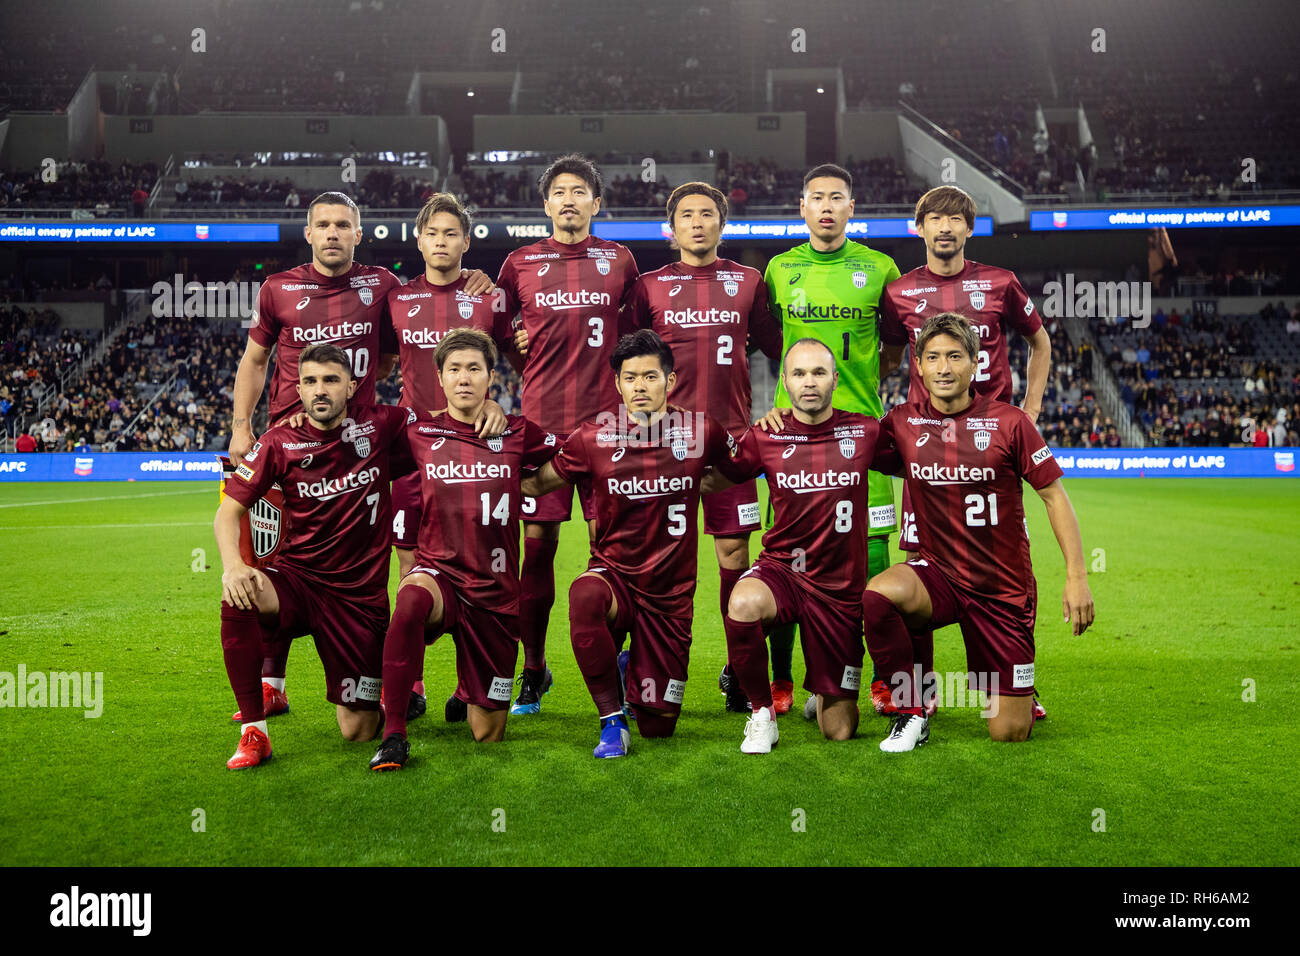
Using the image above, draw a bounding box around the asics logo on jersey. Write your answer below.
[407,304,421,318]
[430,437,446,451]
[611,447,626,462]
[299,454,313,469]
[914,298,927,313]
[669,284,682,296]
[290,320,374,343]
[789,273,802,285]
[782,443,798,459]
[296,465,381,500]
[296,297,311,310]
[537,263,551,277]
[916,433,931,447]
[773,470,861,493]
[909,462,995,484]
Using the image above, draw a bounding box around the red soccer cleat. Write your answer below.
[1033,696,1047,721]
[871,680,898,716]
[226,726,272,770]
[231,682,290,722]
[770,680,794,715]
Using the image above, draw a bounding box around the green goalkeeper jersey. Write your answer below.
[764,238,901,534]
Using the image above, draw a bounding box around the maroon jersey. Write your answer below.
[876,393,1064,606]
[405,412,558,612]
[728,410,881,600]
[879,260,1042,405]
[224,403,414,600]
[496,235,639,435]
[551,406,746,618]
[387,274,513,414]
[628,258,782,433]
[250,262,401,421]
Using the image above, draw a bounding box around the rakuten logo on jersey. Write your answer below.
[773,470,861,493]
[533,289,611,310]
[296,465,381,500]
[662,307,742,327]
[909,462,995,484]
[607,475,693,499]
[402,328,443,347]
[425,461,512,483]
[291,320,374,343]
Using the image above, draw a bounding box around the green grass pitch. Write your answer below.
[0,477,1296,866]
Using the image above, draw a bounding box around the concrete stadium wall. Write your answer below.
[836,110,903,163]
[1,114,71,170]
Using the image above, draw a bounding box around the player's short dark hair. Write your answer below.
[914,185,977,230]
[415,192,471,237]
[299,343,353,377]
[435,327,499,372]
[666,182,728,229]
[783,336,836,373]
[914,312,980,362]
[306,191,360,223]
[538,153,603,200]
[611,329,674,376]
[802,163,853,194]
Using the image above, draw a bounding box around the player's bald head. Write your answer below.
[784,337,836,373]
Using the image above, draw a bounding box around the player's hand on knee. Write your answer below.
[222,563,262,610]
[755,406,791,433]
[1062,578,1094,635]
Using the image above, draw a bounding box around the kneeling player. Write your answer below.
[865,313,1093,752]
[216,344,414,769]
[521,330,748,757]
[705,339,887,752]
[370,329,559,768]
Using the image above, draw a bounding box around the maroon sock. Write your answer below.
[261,635,290,681]
[568,575,622,716]
[520,536,558,671]
[382,585,435,739]
[862,590,922,715]
[718,566,744,620]
[723,615,774,710]
[912,628,935,701]
[222,603,267,722]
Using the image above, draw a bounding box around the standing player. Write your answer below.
[627,181,782,699]
[520,331,749,758]
[226,190,489,721]
[387,193,513,723]
[878,185,1052,718]
[705,339,884,753]
[866,313,1093,752]
[762,164,900,714]
[216,344,414,769]
[369,329,559,769]
[495,154,640,715]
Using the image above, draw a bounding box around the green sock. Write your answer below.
[867,534,892,684]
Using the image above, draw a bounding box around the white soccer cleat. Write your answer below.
[802,695,819,721]
[879,713,930,753]
[740,706,779,754]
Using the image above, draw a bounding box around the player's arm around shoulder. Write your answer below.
[869,409,904,477]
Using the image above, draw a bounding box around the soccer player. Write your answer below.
[520,330,748,758]
[878,185,1052,717]
[216,343,415,769]
[704,338,885,753]
[762,164,900,714]
[626,181,782,709]
[369,329,559,769]
[865,313,1093,752]
[226,190,490,721]
[495,154,640,715]
[387,192,513,723]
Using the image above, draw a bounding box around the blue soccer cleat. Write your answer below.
[593,715,630,758]
[510,666,553,715]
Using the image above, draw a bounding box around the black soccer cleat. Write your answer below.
[369,733,410,771]
[445,694,468,723]
[406,690,427,722]
[718,664,751,714]
[510,667,553,715]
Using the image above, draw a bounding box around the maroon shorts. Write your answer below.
[907,558,1037,697]
[412,566,519,711]
[587,567,692,715]
[390,471,422,550]
[262,566,386,711]
[523,481,596,524]
[702,478,762,537]
[742,557,864,699]
[898,483,920,552]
